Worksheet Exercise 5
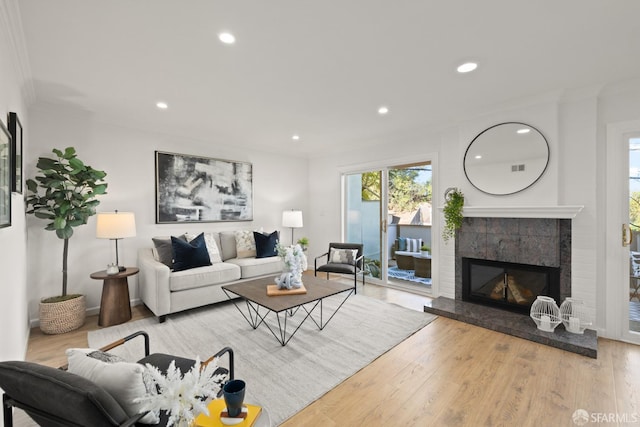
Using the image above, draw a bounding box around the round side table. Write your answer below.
[90,267,139,327]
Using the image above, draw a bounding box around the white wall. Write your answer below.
[307,85,640,339]
[0,0,31,362]
[26,103,309,323]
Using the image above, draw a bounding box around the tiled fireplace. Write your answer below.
[424,208,597,358]
[456,217,570,305]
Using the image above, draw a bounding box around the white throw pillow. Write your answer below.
[234,230,257,258]
[66,349,159,424]
[185,232,223,263]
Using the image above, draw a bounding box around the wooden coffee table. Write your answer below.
[222,275,354,346]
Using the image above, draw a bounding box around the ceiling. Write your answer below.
[16,0,640,158]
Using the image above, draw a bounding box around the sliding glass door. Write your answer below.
[344,171,384,280]
[344,163,433,292]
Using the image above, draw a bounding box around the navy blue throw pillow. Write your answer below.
[171,233,212,271]
[254,230,279,258]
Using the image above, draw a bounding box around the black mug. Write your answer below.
[223,379,246,418]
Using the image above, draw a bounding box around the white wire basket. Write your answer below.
[530,296,561,332]
[559,297,592,334]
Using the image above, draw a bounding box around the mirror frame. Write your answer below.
[463,122,550,196]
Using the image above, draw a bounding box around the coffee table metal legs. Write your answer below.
[223,289,354,346]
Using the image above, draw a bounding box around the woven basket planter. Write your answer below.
[39,295,86,334]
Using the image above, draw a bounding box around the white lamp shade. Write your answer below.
[96,212,137,239]
[282,210,303,228]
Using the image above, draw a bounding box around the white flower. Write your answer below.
[135,357,227,427]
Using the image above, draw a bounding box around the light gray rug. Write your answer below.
[88,293,436,425]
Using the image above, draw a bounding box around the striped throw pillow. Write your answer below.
[405,238,422,252]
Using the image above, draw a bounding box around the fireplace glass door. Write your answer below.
[463,258,560,313]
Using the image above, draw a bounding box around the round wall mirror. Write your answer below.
[463,122,549,195]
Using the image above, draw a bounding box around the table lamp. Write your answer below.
[96,211,136,272]
[282,210,303,245]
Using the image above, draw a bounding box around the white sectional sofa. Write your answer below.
[138,230,283,322]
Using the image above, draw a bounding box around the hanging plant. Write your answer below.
[442,187,464,241]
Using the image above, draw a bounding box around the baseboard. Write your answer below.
[29,298,143,328]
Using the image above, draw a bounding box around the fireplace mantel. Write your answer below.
[458,205,584,219]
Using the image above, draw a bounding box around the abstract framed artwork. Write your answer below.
[8,112,22,193]
[155,151,253,223]
[0,119,11,228]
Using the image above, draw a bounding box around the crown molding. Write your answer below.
[0,0,35,104]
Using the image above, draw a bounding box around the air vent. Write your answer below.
[511,164,525,172]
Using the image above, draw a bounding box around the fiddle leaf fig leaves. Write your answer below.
[26,147,108,297]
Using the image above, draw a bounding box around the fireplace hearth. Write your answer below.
[462,257,560,314]
[423,215,597,358]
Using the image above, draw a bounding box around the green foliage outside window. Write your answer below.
[631,192,640,231]
[361,168,431,213]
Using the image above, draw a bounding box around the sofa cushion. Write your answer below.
[254,230,279,258]
[234,230,257,258]
[185,232,223,263]
[169,262,242,292]
[172,233,212,272]
[219,231,238,261]
[225,256,283,279]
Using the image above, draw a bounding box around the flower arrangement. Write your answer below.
[135,357,226,427]
[275,243,308,289]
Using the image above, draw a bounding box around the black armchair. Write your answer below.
[0,331,234,427]
[314,242,365,292]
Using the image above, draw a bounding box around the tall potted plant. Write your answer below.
[26,147,107,334]
[442,187,464,242]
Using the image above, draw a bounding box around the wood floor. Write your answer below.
[22,281,640,427]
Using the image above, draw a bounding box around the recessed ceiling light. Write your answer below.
[378,106,389,115]
[475,155,482,159]
[219,32,236,44]
[156,101,168,109]
[517,128,531,134]
[457,62,478,73]
[292,134,300,141]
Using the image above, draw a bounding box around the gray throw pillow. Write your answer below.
[152,236,186,268]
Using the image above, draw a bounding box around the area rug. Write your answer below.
[388,266,432,286]
[88,293,436,425]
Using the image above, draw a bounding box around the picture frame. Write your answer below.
[0,119,11,228]
[155,151,253,223]
[8,112,22,194]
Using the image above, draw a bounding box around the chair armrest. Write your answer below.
[314,252,329,262]
[99,331,150,357]
[58,331,150,371]
[314,252,329,271]
[355,254,365,268]
[203,347,234,381]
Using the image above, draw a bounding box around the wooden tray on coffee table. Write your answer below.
[266,284,307,296]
